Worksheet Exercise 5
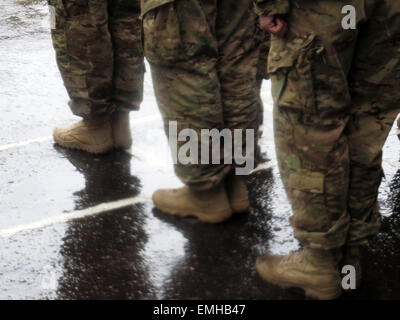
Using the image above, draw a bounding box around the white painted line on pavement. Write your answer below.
[0,136,52,151]
[0,150,276,238]
[251,160,277,173]
[0,194,150,238]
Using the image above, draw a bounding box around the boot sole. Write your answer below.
[256,262,342,300]
[155,205,232,224]
[53,134,114,155]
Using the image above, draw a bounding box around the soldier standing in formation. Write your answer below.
[255,0,400,299]
[48,0,145,154]
[141,0,263,222]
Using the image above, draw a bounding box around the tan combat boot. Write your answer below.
[226,174,250,213]
[152,184,232,223]
[341,245,362,289]
[111,109,132,149]
[54,110,133,154]
[53,116,114,154]
[256,248,342,300]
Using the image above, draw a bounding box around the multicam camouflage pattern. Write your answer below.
[47,0,145,118]
[269,0,400,249]
[142,0,261,190]
[253,0,290,16]
[141,0,174,16]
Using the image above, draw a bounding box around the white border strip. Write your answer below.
[0,195,149,238]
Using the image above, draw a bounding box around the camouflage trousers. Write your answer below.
[270,0,400,249]
[48,0,145,118]
[142,0,261,190]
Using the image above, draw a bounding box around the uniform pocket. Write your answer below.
[268,33,324,114]
[142,1,184,65]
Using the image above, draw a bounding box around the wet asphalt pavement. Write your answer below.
[1,0,400,300]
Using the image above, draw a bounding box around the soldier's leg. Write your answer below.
[108,0,145,149]
[217,0,259,159]
[256,0,363,299]
[48,0,114,118]
[271,0,362,250]
[215,0,260,210]
[144,0,229,190]
[48,0,138,153]
[346,0,400,246]
[48,0,116,153]
[108,0,144,112]
[142,0,233,222]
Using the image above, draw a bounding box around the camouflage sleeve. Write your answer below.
[253,0,290,16]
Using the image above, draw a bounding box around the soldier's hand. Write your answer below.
[259,15,288,38]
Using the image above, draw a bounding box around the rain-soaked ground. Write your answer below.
[0,0,399,300]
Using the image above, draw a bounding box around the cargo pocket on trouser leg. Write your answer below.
[142,1,184,66]
[287,169,350,249]
[287,171,328,244]
[287,171,325,235]
[270,32,353,123]
[268,33,324,114]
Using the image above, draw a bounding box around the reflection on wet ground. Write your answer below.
[54,149,154,299]
[1,0,400,300]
